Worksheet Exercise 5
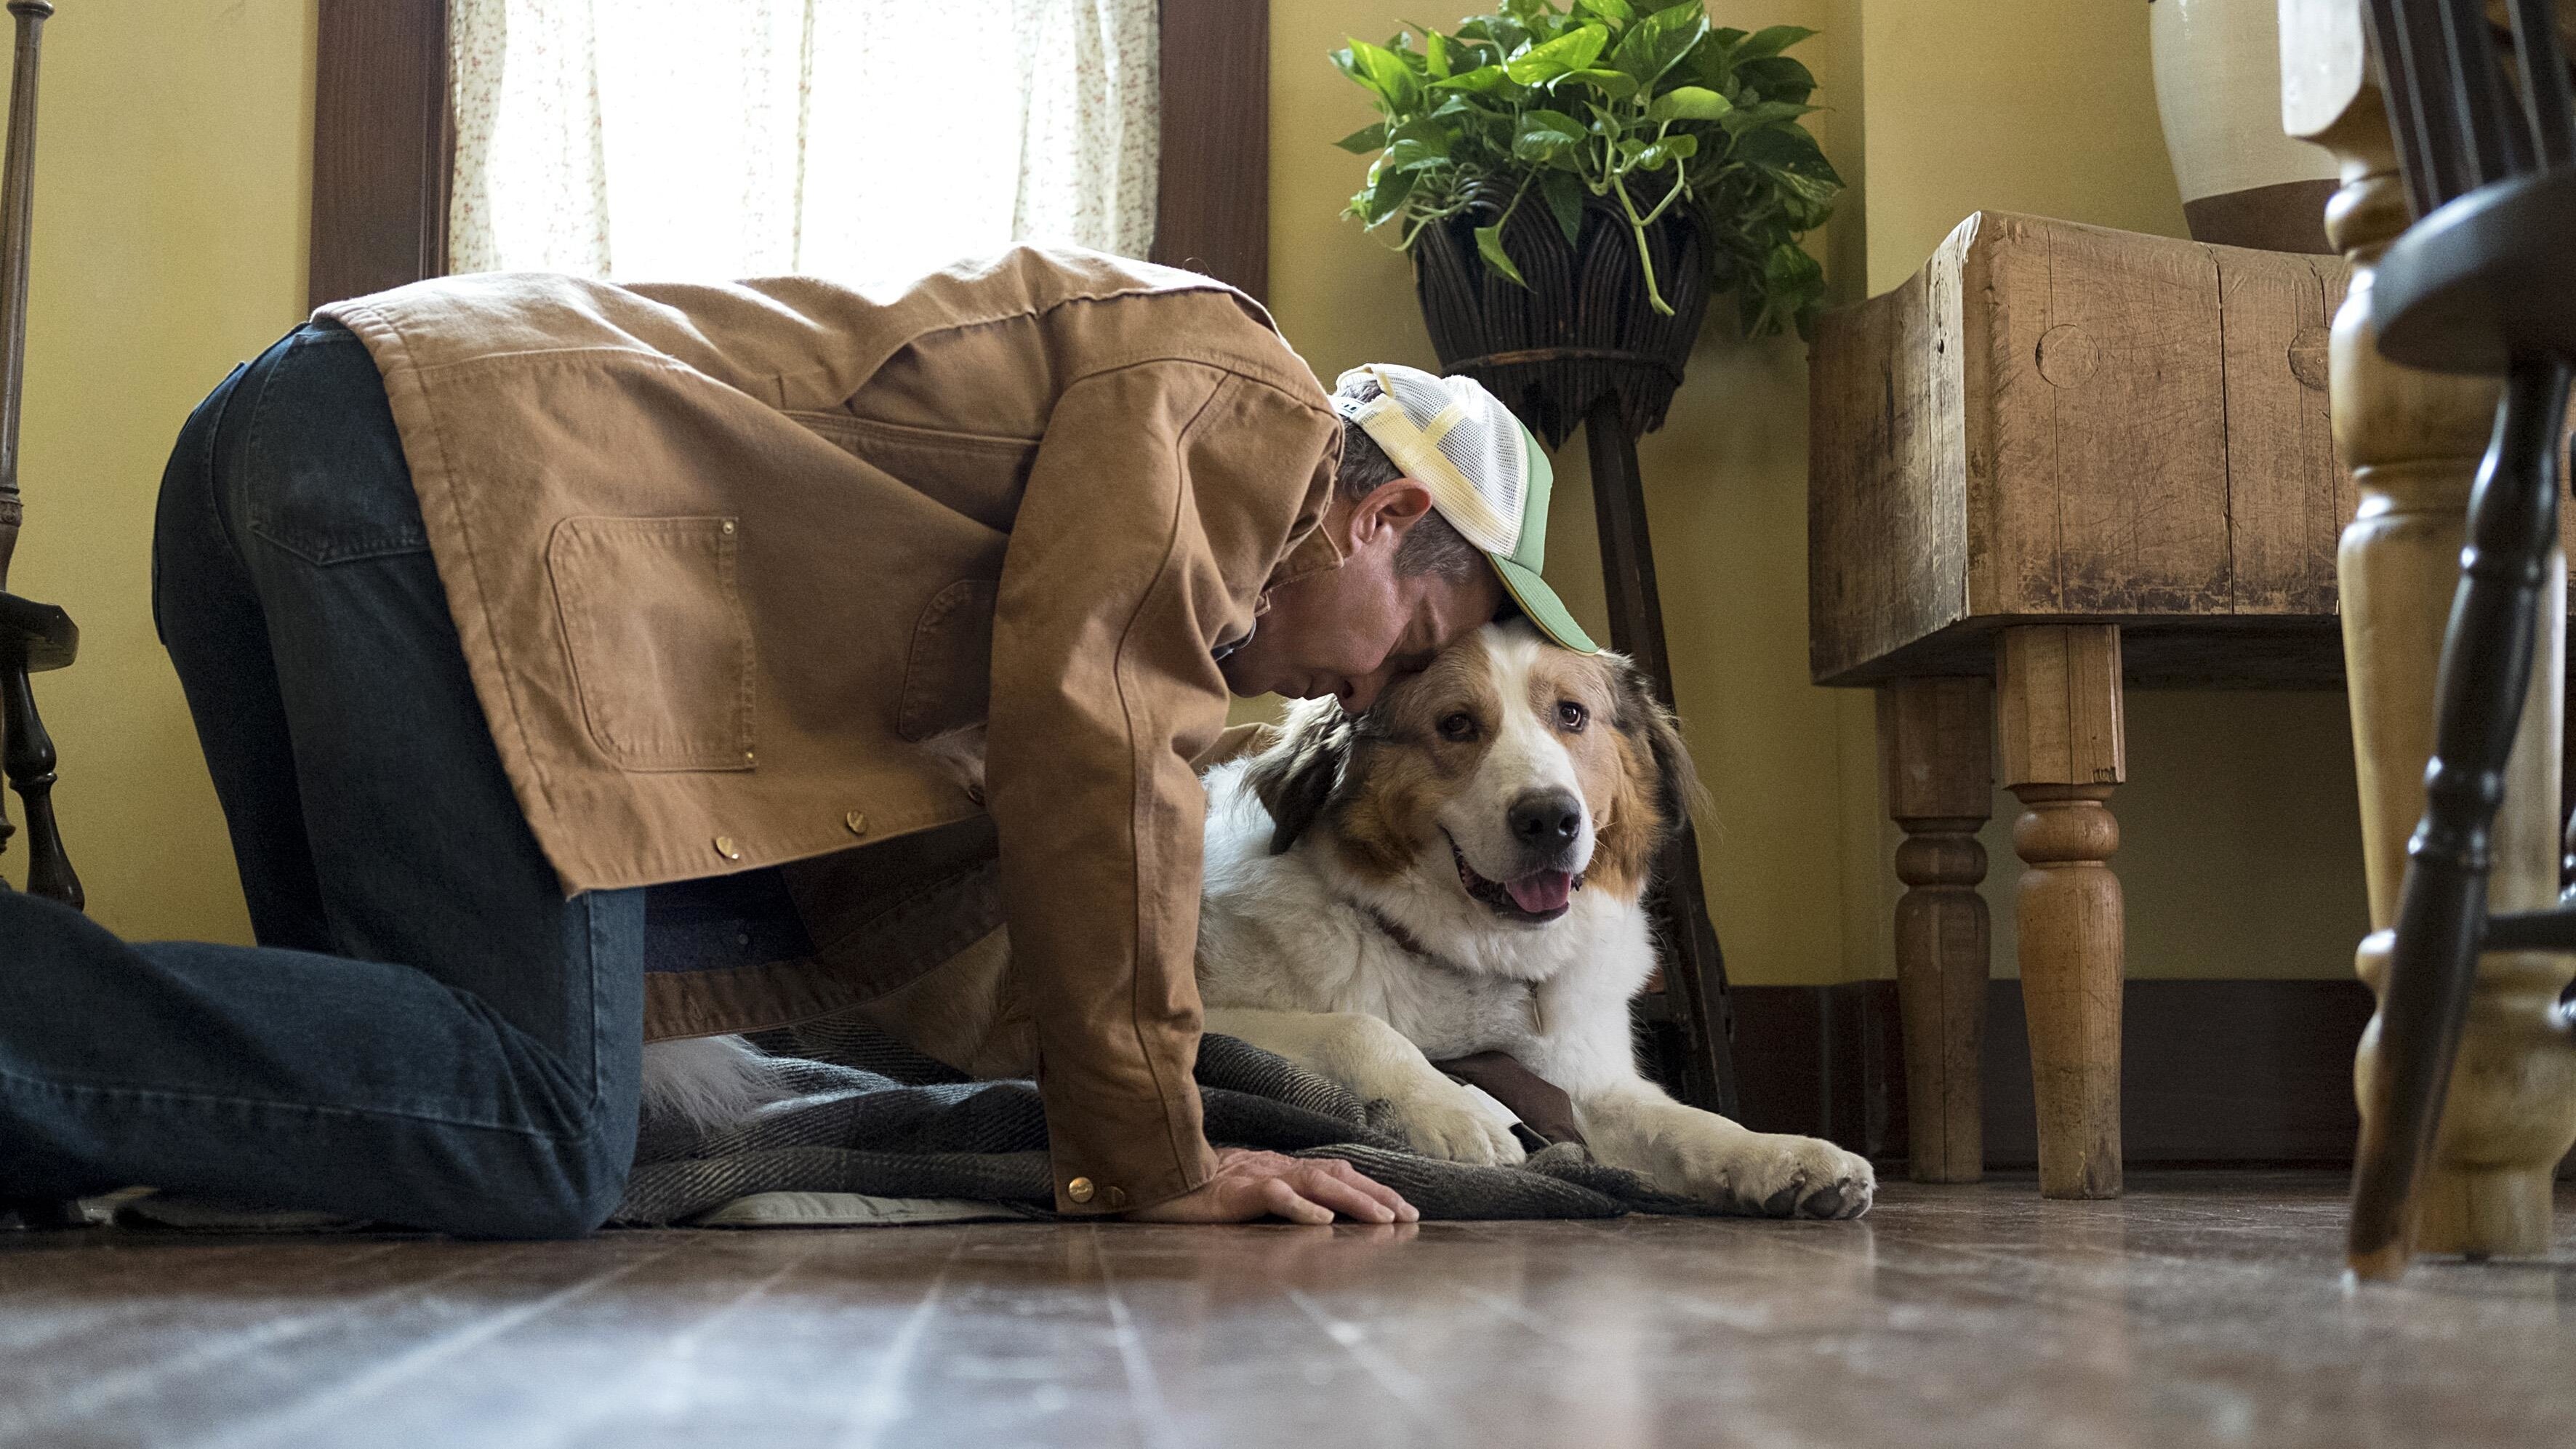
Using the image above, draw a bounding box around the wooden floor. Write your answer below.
[4,1172,2572,1448]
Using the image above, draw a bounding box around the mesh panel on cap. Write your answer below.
[1333,364,1527,556]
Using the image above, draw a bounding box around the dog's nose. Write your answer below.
[1508,790,1584,849]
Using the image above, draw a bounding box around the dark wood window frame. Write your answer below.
[310,0,1268,311]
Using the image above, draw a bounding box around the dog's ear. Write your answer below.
[1242,700,1357,854]
[1612,659,1709,848]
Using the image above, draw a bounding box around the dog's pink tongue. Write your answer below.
[1507,870,1574,914]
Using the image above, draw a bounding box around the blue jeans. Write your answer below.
[0,322,801,1236]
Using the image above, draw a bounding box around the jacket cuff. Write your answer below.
[1041,1085,1219,1216]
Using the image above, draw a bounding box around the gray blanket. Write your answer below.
[612,1017,1729,1225]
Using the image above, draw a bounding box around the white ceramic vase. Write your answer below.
[2148,0,2340,251]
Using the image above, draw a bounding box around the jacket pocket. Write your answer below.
[547,515,755,772]
[896,579,997,742]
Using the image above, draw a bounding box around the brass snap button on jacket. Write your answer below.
[843,811,868,836]
[713,835,742,861]
[1065,1176,1095,1204]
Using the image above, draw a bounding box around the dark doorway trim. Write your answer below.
[308,0,451,311]
[1151,0,1269,297]
[308,1,1270,311]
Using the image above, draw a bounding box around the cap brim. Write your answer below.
[1490,555,1599,655]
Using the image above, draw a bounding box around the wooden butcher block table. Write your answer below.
[1809,211,2375,1200]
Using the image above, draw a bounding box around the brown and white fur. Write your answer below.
[643,622,1872,1218]
[1195,621,1871,1218]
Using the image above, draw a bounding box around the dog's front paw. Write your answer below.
[1381,1077,1527,1167]
[1675,1129,1874,1219]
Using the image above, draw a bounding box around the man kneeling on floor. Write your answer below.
[0,247,1618,1235]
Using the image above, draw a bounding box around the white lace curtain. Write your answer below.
[448,0,1160,284]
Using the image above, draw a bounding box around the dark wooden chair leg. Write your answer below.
[2349,361,2572,1277]
[1,657,77,907]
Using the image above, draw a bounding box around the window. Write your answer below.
[308,0,1266,309]
[447,0,1157,284]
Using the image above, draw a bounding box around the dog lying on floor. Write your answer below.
[643,620,1873,1219]
[1193,621,1871,1219]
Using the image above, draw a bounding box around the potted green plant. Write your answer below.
[1333,0,1839,443]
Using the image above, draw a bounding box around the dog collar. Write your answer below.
[1344,896,1546,1037]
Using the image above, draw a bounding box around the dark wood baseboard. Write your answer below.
[1730,978,2381,1169]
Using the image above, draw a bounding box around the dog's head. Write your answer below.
[1244,619,1704,926]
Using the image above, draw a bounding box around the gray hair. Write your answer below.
[1332,374,1485,584]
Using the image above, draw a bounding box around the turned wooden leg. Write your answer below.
[2283,7,2576,1269]
[1997,625,2124,1200]
[1877,678,1993,1184]
[1,660,79,907]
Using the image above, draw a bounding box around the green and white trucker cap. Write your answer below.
[1331,363,1599,655]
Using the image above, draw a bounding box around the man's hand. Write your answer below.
[1124,1148,1419,1225]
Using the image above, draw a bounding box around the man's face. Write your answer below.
[1218,478,1506,713]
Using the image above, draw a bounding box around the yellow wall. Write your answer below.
[17,0,2365,989]
[1277,0,2367,984]
[1,0,313,941]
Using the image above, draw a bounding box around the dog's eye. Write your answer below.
[1556,701,1589,731]
[1437,712,1480,742]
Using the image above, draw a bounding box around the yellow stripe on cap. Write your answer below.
[1349,369,1518,553]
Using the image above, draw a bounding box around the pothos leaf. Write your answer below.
[1335,122,1390,154]
[1384,137,1451,172]
[1647,84,1730,122]
[1613,9,1704,84]
[1433,64,1509,92]
[1734,54,1816,105]
[1346,38,1419,107]
[1540,169,1585,244]
[1504,24,1608,84]
[1720,100,1820,137]
[1632,132,1698,170]
[1735,24,1817,62]
[1728,115,1837,176]
[1352,163,1420,227]
[1514,107,1589,153]
[1475,222,1530,287]
[1560,67,1639,97]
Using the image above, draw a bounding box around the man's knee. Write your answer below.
[534,1132,635,1237]
[469,1117,636,1240]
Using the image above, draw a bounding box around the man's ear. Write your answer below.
[1352,476,1437,553]
[1612,658,1708,846]
[1242,699,1357,854]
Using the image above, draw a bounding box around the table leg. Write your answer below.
[1997,625,2125,1199]
[1877,678,1993,1183]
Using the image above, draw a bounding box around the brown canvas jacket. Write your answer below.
[319,248,1345,1215]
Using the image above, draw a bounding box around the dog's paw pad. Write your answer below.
[1680,1133,1875,1219]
